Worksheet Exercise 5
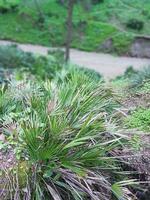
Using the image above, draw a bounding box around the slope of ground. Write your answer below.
[0,0,150,54]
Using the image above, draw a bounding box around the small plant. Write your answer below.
[0,44,34,69]
[129,134,141,151]
[139,81,150,93]
[129,66,150,89]
[126,18,144,31]
[114,66,138,81]
[125,108,150,132]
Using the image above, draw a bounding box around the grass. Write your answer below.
[125,108,150,132]
[72,21,117,51]
[0,68,135,200]
[0,0,20,7]
[129,67,150,89]
[0,45,149,199]
[0,13,53,46]
[112,67,150,132]
[112,32,134,54]
[0,12,119,50]
[0,0,149,54]
[139,81,150,93]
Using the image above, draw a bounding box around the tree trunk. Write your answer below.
[65,0,75,62]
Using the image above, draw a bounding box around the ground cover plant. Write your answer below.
[0,44,63,82]
[125,108,150,132]
[0,46,150,199]
[1,60,148,199]
[123,69,150,133]
[112,67,150,131]
[110,67,150,199]
[0,44,103,83]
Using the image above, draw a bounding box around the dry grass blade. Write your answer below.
[46,183,62,200]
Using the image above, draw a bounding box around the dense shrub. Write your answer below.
[48,49,65,63]
[92,0,104,4]
[0,44,35,82]
[0,45,103,82]
[0,45,63,80]
[129,66,150,88]
[126,18,144,31]
[114,66,138,81]
[64,65,103,82]
[0,0,19,14]
[111,32,133,54]
[0,45,34,69]
[124,66,138,78]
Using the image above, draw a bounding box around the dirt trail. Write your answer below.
[0,40,150,78]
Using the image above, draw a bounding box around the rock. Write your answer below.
[130,37,150,58]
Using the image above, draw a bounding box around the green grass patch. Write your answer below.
[113,32,134,54]
[139,81,150,93]
[0,13,50,45]
[0,12,66,46]
[0,0,150,53]
[0,0,20,7]
[125,108,150,132]
[72,21,117,51]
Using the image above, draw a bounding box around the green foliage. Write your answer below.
[126,18,144,31]
[0,45,63,81]
[0,0,20,12]
[129,134,141,151]
[29,55,62,80]
[129,66,150,88]
[112,32,134,54]
[0,44,34,69]
[125,108,150,132]
[123,66,138,79]
[114,66,138,81]
[0,0,150,54]
[0,13,55,46]
[78,66,102,81]
[0,70,134,199]
[113,67,150,95]
[0,45,104,85]
[139,81,150,93]
[92,0,105,4]
[0,45,103,83]
[72,21,117,51]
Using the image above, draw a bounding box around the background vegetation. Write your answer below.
[0,0,150,54]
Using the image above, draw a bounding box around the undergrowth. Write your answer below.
[0,64,139,200]
[125,108,150,132]
[0,28,149,200]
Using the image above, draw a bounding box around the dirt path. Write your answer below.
[0,40,150,78]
